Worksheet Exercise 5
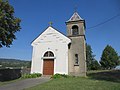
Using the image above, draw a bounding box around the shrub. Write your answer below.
[51,73,69,79]
[22,73,42,79]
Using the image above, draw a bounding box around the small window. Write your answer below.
[44,51,54,57]
[72,25,79,35]
[75,54,79,65]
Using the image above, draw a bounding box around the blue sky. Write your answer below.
[0,0,120,61]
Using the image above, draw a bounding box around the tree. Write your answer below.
[86,44,93,70]
[0,0,21,48]
[86,44,100,70]
[100,45,120,69]
[90,60,101,70]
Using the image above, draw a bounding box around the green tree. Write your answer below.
[90,60,101,70]
[100,45,120,69]
[86,44,93,70]
[86,44,100,70]
[0,0,21,48]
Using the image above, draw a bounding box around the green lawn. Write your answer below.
[24,70,120,90]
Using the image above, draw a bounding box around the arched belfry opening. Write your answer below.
[72,25,79,35]
[43,51,54,75]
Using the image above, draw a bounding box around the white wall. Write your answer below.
[31,26,71,75]
[31,42,69,74]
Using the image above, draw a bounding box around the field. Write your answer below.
[24,70,120,90]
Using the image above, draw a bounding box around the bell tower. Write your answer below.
[66,12,86,76]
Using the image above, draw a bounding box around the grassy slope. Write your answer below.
[25,70,120,90]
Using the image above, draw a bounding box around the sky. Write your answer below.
[0,0,120,61]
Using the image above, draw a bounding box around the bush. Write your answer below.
[22,73,42,79]
[51,74,69,79]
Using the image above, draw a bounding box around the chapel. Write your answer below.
[31,11,86,76]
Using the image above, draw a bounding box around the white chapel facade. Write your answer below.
[31,12,86,76]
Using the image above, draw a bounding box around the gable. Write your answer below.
[67,12,83,22]
[31,26,71,46]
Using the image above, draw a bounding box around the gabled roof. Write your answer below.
[31,26,71,46]
[67,12,83,22]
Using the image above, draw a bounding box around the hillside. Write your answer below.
[0,58,31,69]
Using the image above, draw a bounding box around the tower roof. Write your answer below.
[67,12,83,22]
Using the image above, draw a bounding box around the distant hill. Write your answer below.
[0,58,31,69]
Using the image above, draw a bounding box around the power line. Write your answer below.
[87,13,120,30]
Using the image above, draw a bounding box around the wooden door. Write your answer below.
[43,59,54,75]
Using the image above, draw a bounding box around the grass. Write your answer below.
[24,70,120,90]
[87,70,120,83]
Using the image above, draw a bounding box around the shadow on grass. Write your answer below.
[87,70,120,83]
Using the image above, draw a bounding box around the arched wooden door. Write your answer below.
[43,59,54,75]
[43,51,54,75]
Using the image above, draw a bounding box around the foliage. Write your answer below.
[100,45,120,69]
[22,73,42,79]
[25,70,120,90]
[51,73,69,79]
[118,56,120,67]
[0,58,31,68]
[0,0,21,48]
[86,44,101,70]
[90,60,101,70]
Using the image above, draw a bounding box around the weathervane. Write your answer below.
[49,21,53,26]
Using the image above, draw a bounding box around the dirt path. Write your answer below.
[0,77,50,90]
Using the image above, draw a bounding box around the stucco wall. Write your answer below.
[68,36,86,76]
[31,27,71,75]
[31,42,69,75]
